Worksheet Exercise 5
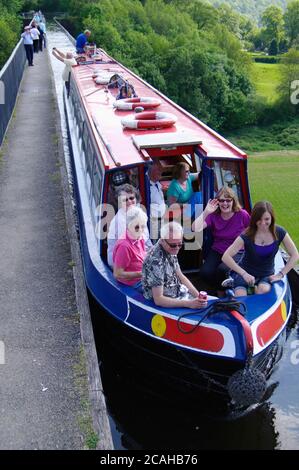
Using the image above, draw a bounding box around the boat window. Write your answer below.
[90,157,103,225]
[212,160,243,204]
[106,166,141,210]
[81,126,93,195]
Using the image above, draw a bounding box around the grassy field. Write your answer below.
[248,151,299,248]
[250,62,282,103]
[225,60,299,152]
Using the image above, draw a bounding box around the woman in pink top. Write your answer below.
[192,187,250,289]
[113,207,148,287]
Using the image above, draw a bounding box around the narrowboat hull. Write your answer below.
[62,52,294,404]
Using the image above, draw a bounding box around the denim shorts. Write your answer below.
[232,273,271,291]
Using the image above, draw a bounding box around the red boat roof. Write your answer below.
[72,50,247,169]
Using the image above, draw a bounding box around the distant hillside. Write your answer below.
[210,0,287,22]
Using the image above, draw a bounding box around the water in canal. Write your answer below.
[47,23,299,451]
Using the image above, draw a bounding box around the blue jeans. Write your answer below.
[232,273,271,291]
[200,250,244,289]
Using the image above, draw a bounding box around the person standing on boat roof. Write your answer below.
[76,30,91,54]
[222,200,299,297]
[148,161,166,241]
[113,207,148,288]
[142,222,209,309]
[192,186,250,290]
[107,184,152,268]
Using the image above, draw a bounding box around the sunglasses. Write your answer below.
[165,240,183,249]
[218,198,233,203]
[121,195,136,202]
[134,224,145,231]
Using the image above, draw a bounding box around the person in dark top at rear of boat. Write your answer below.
[142,222,208,309]
[222,201,299,297]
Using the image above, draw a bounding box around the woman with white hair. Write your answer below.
[113,207,148,287]
[107,184,151,267]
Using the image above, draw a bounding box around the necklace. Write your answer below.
[256,233,271,245]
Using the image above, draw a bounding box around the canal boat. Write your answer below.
[63,47,296,405]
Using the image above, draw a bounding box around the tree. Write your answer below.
[169,0,219,30]
[261,5,284,48]
[284,0,299,45]
[217,3,241,37]
[277,48,299,114]
[0,1,23,69]
[269,38,278,55]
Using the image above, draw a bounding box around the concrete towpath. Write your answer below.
[0,47,112,449]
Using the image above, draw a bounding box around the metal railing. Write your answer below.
[0,39,27,146]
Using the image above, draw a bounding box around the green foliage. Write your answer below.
[269,38,278,55]
[225,117,299,152]
[261,5,284,48]
[217,3,242,36]
[0,0,23,12]
[23,0,71,11]
[253,56,280,63]
[210,0,287,23]
[0,3,23,69]
[284,0,299,44]
[276,48,299,114]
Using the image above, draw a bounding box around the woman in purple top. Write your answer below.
[222,201,299,296]
[192,187,250,289]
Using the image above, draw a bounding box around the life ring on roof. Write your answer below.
[121,111,177,130]
[113,97,161,110]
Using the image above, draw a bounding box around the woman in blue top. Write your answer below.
[167,162,200,206]
[222,201,299,296]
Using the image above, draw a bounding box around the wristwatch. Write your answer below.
[279,270,285,278]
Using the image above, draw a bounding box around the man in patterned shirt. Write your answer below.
[142,222,208,309]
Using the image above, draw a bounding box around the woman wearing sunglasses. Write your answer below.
[113,207,148,287]
[192,187,250,290]
[107,184,151,267]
